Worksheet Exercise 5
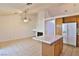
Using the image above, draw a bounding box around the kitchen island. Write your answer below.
[34,35,63,56]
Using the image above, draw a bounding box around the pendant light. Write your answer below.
[23,3,32,22]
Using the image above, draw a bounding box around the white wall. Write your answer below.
[36,11,45,32]
[0,14,37,42]
[36,11,45,37]
[36,11,55,37]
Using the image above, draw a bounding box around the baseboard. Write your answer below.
[0,36,32,43]
[63,43,76,47]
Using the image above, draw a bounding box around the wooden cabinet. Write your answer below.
[76,15,79,23]
[77,35,79,47]
[54,39,63,56]
[59,39,63,53]
[55,15,79,47]
[54,40,61,56]
[42,43,54,56]
[62,15,79,47]
[63,16,76,23]
[55,18,63,35]
[56,18,63,25]
[42,38,63,56]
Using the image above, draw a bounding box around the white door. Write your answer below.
[67,23,76,46]
[62,23,68,44]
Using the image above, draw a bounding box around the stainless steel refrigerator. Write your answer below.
[62,23,77,46]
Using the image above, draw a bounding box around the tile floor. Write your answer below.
[0,37,79,56]
[61,44,79,56]
[0,37,42,56]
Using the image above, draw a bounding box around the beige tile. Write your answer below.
[1,37,79,56]
[0,37,42,56]
[61,44,79,56]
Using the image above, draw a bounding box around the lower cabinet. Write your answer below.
[54,39,63,56]
[42,38,63,56]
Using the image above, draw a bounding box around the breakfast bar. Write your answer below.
[34,35,63,56]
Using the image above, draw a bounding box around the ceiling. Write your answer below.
[48,3,79,17]
[0,3,79,16]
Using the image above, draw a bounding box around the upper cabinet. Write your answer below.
[63,16,76,23]
[55,18,63,35]
[56,18,63,25]
[76,15,79,23]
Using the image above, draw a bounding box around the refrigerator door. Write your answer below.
[67,23,76,46]
[62,23,68,44]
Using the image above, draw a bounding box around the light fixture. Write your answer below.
[24,19,29,22]
[23,8,29,23]
[22,3,32,22]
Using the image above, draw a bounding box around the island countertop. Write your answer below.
[33,35,63,44]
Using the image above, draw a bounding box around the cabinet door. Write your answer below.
[54,40,60,56]
[76,15,79,23]
[42,43,52,56]
[54,39,63,56]
[64,16,76,23]
[56,18,63,35]
[56,18,63,25]
[59,39,63,53]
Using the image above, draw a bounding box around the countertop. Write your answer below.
[33,35,63,44]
